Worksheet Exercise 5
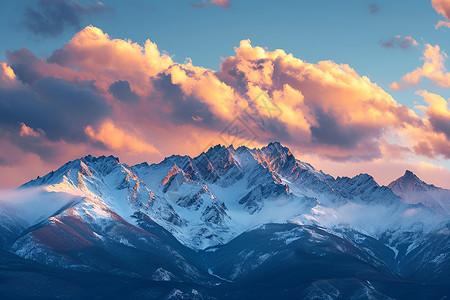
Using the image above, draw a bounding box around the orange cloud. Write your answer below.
[415,91,450,146]
[216,39,421,160]
[25,25,175,95]
[0,62,18,89]
[432,0,450,28]
[85,120,161,155]
[391,44,450,89]
[19,123,43,137]
[0,62,15,80]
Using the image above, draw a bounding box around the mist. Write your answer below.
[0,188,81,227]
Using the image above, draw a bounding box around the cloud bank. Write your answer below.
[1,26,450,187]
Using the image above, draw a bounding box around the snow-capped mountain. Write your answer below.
[0,142,449,299]
[389,170,450,215]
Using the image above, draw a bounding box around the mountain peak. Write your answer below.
[260,141,292,158]
[403,170,417,178]
[267,141,282,148]
[81,154,120,164]
[389,169,450,215]
[388,170,422,188]
[265,141,288,151]
[404,170,414,175]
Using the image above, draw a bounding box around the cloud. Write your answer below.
[432,0,450,28]
[190,0,230,9]
[22,0,112,38]
[0,64,112,161]
[310,109,370,149]
[0,27,423,162]
[391,44,450,89]
[432,0,450,19]
[214,39,422,160]
[6,48,43,85]
[19,123,43,137]
[150,71,224,128]
[436,20,450,29]
[369,3,380,14]
[108,80,141,103]
[85,120,161,155]
[0,62,16,82]
[46,25,173,93]
[379,36,418,51]
[416,90,450,140]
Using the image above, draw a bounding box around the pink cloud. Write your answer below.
[191,0,230,8]
[211,0,230,8]
[391,44,450,89]
[432,0,450,28]
[435,20,450,29]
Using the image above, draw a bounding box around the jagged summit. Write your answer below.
[390,170,421,184]
[389,170,432,190]
[82,154,120,163]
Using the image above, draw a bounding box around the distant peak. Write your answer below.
[400,170,421,182]
[388,169,423,188]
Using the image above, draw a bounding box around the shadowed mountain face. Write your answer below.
[0,142,449,299]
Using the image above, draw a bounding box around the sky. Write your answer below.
[1,0,450,189]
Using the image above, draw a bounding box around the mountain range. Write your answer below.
[0,142,449,299]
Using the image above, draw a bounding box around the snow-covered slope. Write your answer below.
[11,143,448,251]
[389,170,450,215]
